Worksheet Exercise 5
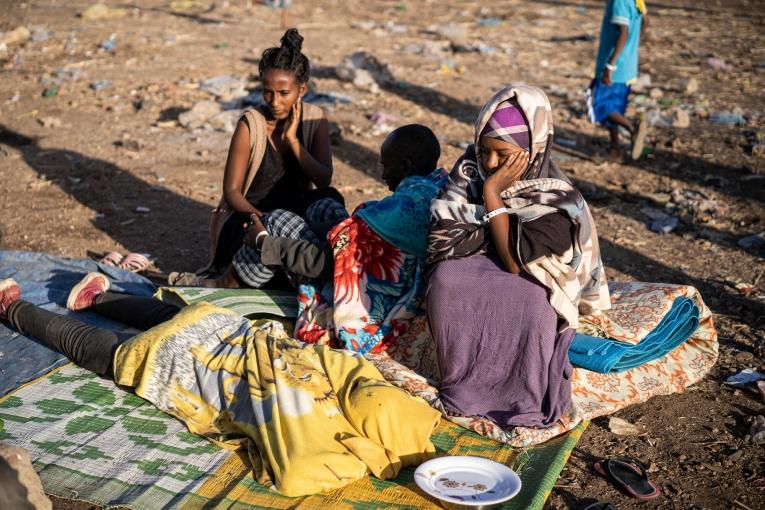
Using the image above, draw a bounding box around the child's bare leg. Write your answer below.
[607,125,621,158]
[606,112,635,134]
[280,7,289,28]
[605,113,634,159]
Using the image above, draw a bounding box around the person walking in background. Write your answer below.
[588,0,648,160]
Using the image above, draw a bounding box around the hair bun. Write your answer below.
[280,28,303,53]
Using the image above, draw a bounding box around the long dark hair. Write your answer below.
[258,28,310,84]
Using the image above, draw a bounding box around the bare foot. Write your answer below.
[606,147,623,162]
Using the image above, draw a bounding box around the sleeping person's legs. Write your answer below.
[0,274,180,378]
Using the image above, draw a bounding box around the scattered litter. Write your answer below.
[476,17,502,27]
[431,22,467,41]
[114,138,144,152]
[207,110,239,133]
[37,116,61,128]
[706,57,733,72]
[90,80,111,91]
[734,281,755,296]
[39,67,86,87]
[134,206,151,214]
[169,0,199,8]
[42,86,58,98]
[631,74,652,92]
[1,26,31,47]
[750,415,765,445]
[738,233,765,250]
[608,417,646,436]
[351,21,377,31]
[550,34,595,43]
[100,34,116,51]
[726,369,765,387]
[672,109,691,129]
[650,216,679,234]
[385,21,407,34]
[240,90,351,110]
[369,111,399,136]
[30,26,50,43]
[450,41,496,54]
[178,100,220,129]
[645,110,672,128]
[335,52,394,93]
[683,77,699,94]
[81,3,127,20]
[199,75,246,98]
[437,59,465,77]
[710,109,746,126]
[214,42,229,49]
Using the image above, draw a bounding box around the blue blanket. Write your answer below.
[568,296,700,373]
[0,251,156,396]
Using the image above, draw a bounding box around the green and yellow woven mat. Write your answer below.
[0,363,585,509]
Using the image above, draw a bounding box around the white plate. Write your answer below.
[414,456,522,506]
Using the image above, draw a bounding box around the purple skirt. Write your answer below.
[427,254,574,428]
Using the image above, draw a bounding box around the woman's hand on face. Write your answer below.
[282,99,302,146]
[484,150,530,195]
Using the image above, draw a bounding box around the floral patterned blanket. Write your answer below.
[295,170,447,355]
[367,281,718,447]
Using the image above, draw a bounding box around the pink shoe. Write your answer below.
[0,278,21,321]
[66,273,110,311]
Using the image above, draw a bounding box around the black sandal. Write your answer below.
[593,456,660,500]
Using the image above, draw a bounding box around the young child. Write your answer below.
[588,0,648,160]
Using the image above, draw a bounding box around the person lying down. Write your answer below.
[0,276,441,496]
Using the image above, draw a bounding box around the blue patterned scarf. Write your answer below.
[356,168,448,256]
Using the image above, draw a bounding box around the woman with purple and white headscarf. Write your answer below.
[426,84,610,429]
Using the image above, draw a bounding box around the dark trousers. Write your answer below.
[7,293,180,378]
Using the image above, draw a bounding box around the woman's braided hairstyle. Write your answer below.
[258,28,310,84]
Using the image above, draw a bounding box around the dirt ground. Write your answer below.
[1,1,764,509]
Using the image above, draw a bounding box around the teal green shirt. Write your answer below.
[595,0,643,83]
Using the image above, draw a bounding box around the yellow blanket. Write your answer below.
[113,303,440,496]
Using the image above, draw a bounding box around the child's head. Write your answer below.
[380,124,441,191]
[258,29,310,120]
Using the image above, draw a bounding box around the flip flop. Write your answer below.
[99,251,124,267]
[630,118,647,160]
[167,271,204,286]
[594,457,660,500]
[580,502,616,510]
[119,253,152,273]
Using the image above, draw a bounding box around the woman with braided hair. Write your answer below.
[172,29,346,289]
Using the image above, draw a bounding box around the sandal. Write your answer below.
[119,253,152,273]
[580,502,615,510]
[630,118,647,160]
[168,271,204,286]
[579,501,616,510]
[594,457,660,500]
[99,251,124,267]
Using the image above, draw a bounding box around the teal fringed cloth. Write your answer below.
[569,297,700,372]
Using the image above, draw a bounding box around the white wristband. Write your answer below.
[255,230,269,249]
[482,207,508,223]
[605,63,617,72]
